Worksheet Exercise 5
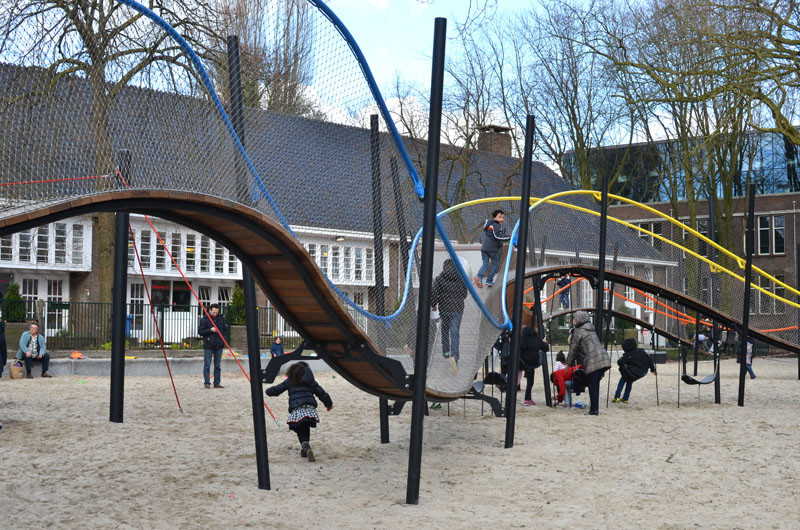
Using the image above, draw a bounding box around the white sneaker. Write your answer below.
[449,356,458,376]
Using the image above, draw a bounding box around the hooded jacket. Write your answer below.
[431,266,468,314]
[617,338,655,383]
[266,366,333,412]
[566,310,611,375]
[481,219,510,253]
[552,365,582,403]
[519,327,549,369]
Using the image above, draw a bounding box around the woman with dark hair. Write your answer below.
[266,362,333,462]
[519,313,548,406]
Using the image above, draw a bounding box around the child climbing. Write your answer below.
[266,362,333,462]
[474,209,510,288]
[612,338,656,403]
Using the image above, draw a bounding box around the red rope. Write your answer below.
[0,174,109,187]
[129,224,183,412]
[116,169,280,427]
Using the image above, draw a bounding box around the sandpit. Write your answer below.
[1,357,798,529]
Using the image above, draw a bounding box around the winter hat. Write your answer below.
[622,338,636,352]
[573,310,590,325]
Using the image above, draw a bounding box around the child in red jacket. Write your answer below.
[552,364,582,407]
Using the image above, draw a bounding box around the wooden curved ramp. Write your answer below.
[0,190,425,400]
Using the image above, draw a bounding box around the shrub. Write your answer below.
[3,282,26,322]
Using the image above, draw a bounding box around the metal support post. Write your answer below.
[709,197,721,403]
[595,173,609,333]
[532,276,552,407]
[406,17,446,505]
[109,209,129,423]
[370,115,390,444]
[738,183,756,407]
[228,35,270,489]
[504,114,536,448]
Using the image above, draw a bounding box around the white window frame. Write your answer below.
[757,215,770,255]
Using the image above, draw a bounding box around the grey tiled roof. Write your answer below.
[0,62,662,261]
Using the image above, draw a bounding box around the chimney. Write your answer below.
[477,125,512,156]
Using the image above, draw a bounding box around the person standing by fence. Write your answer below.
[198,303,227,389]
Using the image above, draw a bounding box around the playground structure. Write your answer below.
[1,0,800,503]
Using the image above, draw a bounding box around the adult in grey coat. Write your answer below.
[566,310,611,415]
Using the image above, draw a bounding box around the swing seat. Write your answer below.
[482,371,507,391]
[681,373,717,385]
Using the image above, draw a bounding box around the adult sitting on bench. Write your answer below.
[17,322,51,379]
[612,338,655,403]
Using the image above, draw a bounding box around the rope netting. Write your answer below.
[1,0,795,403]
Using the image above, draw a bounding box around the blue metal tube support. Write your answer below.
[406,17,446,505]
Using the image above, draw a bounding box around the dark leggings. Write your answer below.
[524,368,535,401]
[294,422,311,445]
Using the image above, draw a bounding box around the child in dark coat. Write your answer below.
[613,338,656,403]
[266,362,333,462]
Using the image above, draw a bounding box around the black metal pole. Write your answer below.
[370,114,390,444]
[693,313,700,377]
[595,173,609,333]
[504,114,535,448]
[406,17,446,505]
[109,200,129,422]
[228,35,270,489]
[532,276,552,407]
[738,183,756,407]
[391,158,411,279]
[709,197,721,404]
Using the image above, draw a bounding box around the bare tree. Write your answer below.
[0,0,218,303]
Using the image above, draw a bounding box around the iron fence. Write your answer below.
[0,300,299,350]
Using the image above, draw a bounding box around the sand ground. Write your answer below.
[1,357,798,529]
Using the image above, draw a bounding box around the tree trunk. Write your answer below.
[90,67,116,304]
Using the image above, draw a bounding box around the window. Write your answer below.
[36,225,49,264]
[651,222,663,251]
[342,247,352,281]
[72,224,84,265]
[774,274,785,315]
[758,216,770,255]
[155,231,167,270]
[21,278,38,319]
[46,279,64,331]
[200,236,210,272]
[330,246,340,280]
[0,234,12,261]
[172,281,191,311]
[129,283,145,331]
[697,218,708,256]
[19,229,32,263]
[128,231,135,269]
[198,286,211,317]
[353,292,365,307]
[170,232,181,271]
[759,275,771,315]
[218,286,232,304]
[139,230,151,269]
[365,248,374,282]
[186,234,196,272]
[228,253,237,274]
[214,242,225,273]
[307,243,317,263]
[54,223,67,264]
[773,215,785,254]
[624,265,635,300]
[644,268,654,316]
[354,247,363,281]
[319,245,329,275]
[581,276,593,307]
